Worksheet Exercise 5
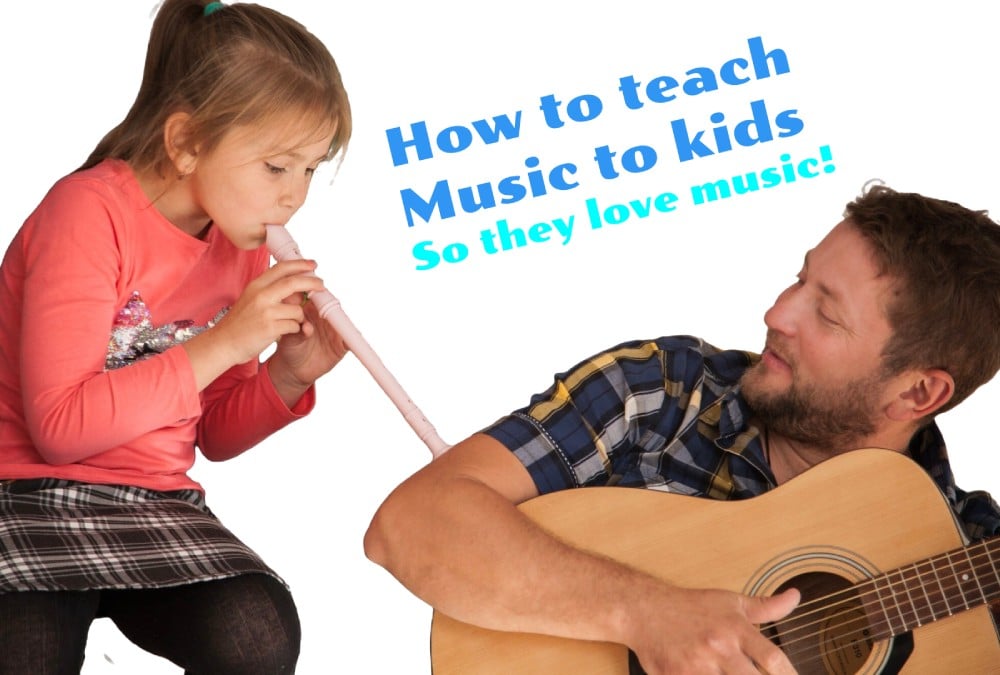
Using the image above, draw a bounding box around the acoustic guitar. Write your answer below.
[430,449,1000,674]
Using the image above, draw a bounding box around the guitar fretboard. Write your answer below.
[863,536,1000,638]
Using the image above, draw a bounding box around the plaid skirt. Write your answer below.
[0,478,281,593]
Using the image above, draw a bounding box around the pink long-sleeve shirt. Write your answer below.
[0,159,313,492]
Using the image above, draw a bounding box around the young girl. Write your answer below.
[0,1,351,672]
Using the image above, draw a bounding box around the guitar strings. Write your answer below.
[770,537,999,636]
[765,569,997,668]
[773,543,998,645]
[767,541,998,648]
[750,539,999,667]
[778,539,1000,639]
[765,583,991,668]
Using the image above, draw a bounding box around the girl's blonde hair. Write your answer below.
[80,0,351,174]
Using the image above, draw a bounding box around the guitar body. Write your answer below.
[430,449,1000,673]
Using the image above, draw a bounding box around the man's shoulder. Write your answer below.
[604,335,758,386]
[909,424,1000,541]
[954,489,1000,541]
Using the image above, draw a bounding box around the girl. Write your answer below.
[0,1,351,672]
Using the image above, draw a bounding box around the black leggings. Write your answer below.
[0,573,300,675]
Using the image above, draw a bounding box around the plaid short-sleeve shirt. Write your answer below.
[483,335,1000,542]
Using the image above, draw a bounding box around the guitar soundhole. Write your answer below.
[764,572,873,675]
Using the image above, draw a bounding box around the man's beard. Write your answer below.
[739,359,888,454]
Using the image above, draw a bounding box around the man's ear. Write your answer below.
[887,368,955,422]
[164,111,198,178]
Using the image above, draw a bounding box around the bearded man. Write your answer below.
[365,184,1000,674]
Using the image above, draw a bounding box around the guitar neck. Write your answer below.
[864,536,1000,639]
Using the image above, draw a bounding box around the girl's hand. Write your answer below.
[267,293,349,407]
[182,259,330,392]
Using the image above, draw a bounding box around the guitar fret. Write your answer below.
[871,574,901,636]
[945,548,987,610]
[981,541,1000,603]
[930,554,955,617]
[964,548,987,605]
[946,550,971,610]
[857,584,890,640]
[893,567,920,628]
[905,560,936,627]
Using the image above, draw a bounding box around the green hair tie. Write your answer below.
[203,1,224,16]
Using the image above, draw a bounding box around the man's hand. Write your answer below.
[625,586,800,675]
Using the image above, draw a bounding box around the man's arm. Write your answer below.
[364,433,799,674]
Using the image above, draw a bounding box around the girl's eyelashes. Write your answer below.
[266,163,320,177]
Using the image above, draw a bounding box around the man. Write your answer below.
[364,184,1000,674]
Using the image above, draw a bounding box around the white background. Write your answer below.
[2,2,997,673]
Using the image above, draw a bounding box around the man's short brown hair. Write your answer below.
[846,183,1000,413]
